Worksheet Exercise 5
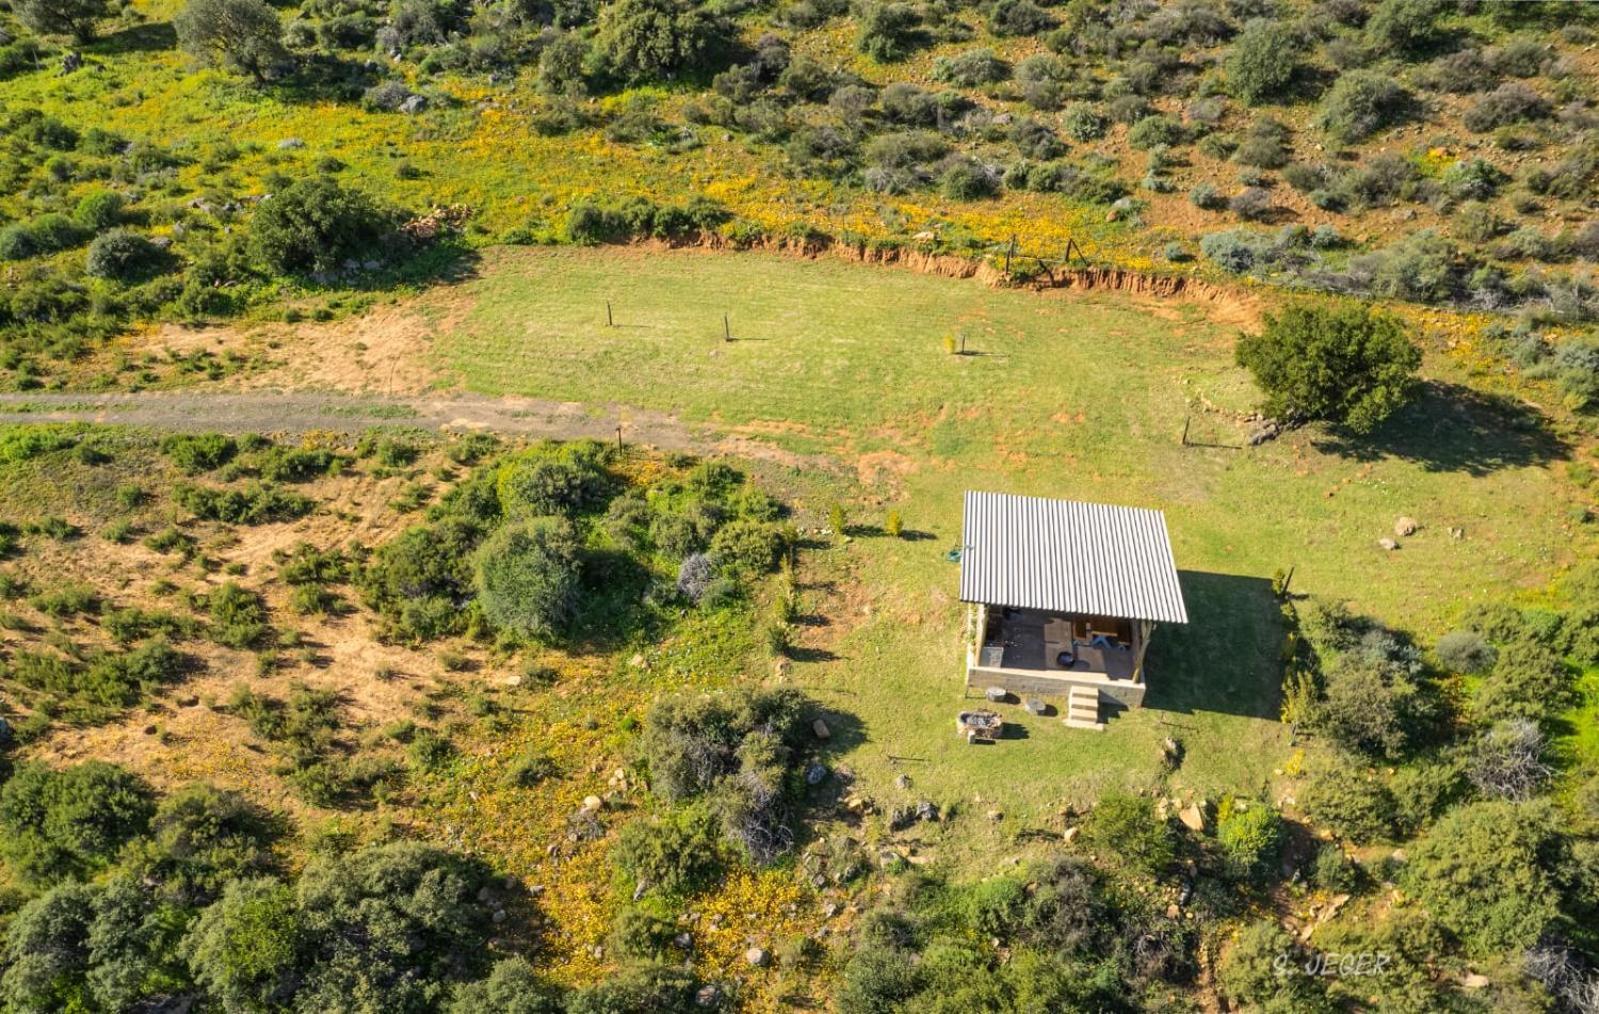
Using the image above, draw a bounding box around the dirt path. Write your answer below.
[0,390,834,469]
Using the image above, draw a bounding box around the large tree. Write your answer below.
[249,177,392,275]
[1235,303,1420,433]
[15,0,111,43]
[174,0,290,82]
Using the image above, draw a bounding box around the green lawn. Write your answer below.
[433,247,1590,833]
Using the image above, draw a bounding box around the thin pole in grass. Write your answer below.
[606,300,613,327]
[1180,415,1191,447]
[615,425,623,452]
[723,314,732,342]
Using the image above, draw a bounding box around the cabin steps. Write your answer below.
[1064,687,1104,731]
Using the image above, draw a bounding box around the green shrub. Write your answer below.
[175,483,313,524]
[1235,303,1420,433]
[1060,103,1107,142]
[708,519,786,577]
[472,517,582,641]
[1227,19,1299,105]
[75,190,126,231]
[1298,761,1397,842]
[358,517,483,643]
[250,177,392,275]
[181,877,303,1011]
[86,229,165,281]
[595,0,732,83]
[1475,640,1571,723]
[1435,629,1496,673]
[987,0,1054,37]
[0,762,154,883]
[207,582,270,649]
[1365,0,1444,55]
[1310,843,1360,893]
[940,160,999,200]
[1463,82,1550,132]
[129,783,275,905]
[1083,791,1174,875]
[1216,802,1284,881]
[614,805,724,895]
[1127,116,1184,151]
[931,48,1010,87]
[1218,920,1328,1010]
[163,433,237,474]
[857,3,924,62]
[495,441,613,518]
[1402,800,1564,956]
[1316,71,1410,143]
[448,957,561,1014]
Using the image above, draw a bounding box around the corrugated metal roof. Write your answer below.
[958,491,1189,623]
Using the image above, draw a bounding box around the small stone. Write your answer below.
[1394,516,1418,537]
[492,908,507,924]
[987,809,1004,822]
[1063,826,1079,843]
[745,946,768,967]
[812,718,831,740]
[1378,538,1399,551]
[675,932,693,949]
[399,94,429,114]
[277,137,305,149]
[894,773,912,790]
[821,901,839,918]
[695,984,722,1007]
[914,800,939,823]
[1165,903,1180,919]
[805,762,828,786]
[581,795,603,811]
[1462,973,1490,990]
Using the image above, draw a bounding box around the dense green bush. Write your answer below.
[1462,82,1549,132]
[1227,19,1299,104]
[1403,800,1567,956]
[127,784,275,905]
[596,0,732,84]
[1365,0,1444,55]
[250,177,393,275]
[0,762,155,883]
[614,804,724,895]
[1235,303,1420,433]
[1298,761,1397,842]
[1475,640,1571,723]
[359,516,484,642]
[85,229,166,281]
[162,433,237,474]
[1316,71,1410,143]
[207,581,270,648]
[986,0,1054,37]
[448,957,561,1014]
[181,876,303,1010]
[472,517,582,640]
[1218,920,1329,1011]
[931,48,1010,86]
[1435,628,1497,673]
[496,441,614,518]
[74,190,126,231]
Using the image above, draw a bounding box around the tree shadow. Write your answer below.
[1143,570,1284,721]
[1313,380,1571,477]
[89,22,178,56]
[785,645,840,663]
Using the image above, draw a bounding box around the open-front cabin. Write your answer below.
[959,491,1189,709]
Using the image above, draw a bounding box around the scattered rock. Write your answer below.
[277,137,305,149]
[581,795,603,812]
[1165,903,1181,919]
[60,52,83,75]
[821,901,839,918]
[1062,826,1079,843]
[987,808,1004,822]
[812,718,831,740]
[1247,421,1281,446]
[1462,973,1490,990]
[1450,526,1465,540]
[491,908,507,924]
[695,984,723,1007]
[674,932,693,950]
[398,94,429,115]
[1394,516,1418,537]
[1178,803,1207,833]
[894,773,912,790]
[745,946,768,967]
[805,762,829,786]
[628,653,647,668]
[914,800,939,823]
[1378,538,1399,551]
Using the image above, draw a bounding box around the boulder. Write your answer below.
[399,94,429,115]
[1394,516,1418,537]
[1378,538,1399,551]
[812,718,831,740]
[745,946,768,967]
[1178,803,1207,833]
[914,800,939,823]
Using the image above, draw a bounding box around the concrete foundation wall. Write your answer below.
[967,667,1147,708]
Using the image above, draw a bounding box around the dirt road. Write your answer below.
[0,391,831,469]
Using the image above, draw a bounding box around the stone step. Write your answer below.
[1064,687,1104,731]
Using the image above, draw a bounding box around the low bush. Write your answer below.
[1316,71,1409,143]
[85,230,165,281]
[1082,791,1173,876]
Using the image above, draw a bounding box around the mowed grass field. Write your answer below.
[428,247,1590,827]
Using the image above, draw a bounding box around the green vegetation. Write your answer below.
[1235,303,1422,434]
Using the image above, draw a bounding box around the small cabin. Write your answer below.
[958,491,1188,709]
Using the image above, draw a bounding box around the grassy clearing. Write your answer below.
[418,246,1597,839]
